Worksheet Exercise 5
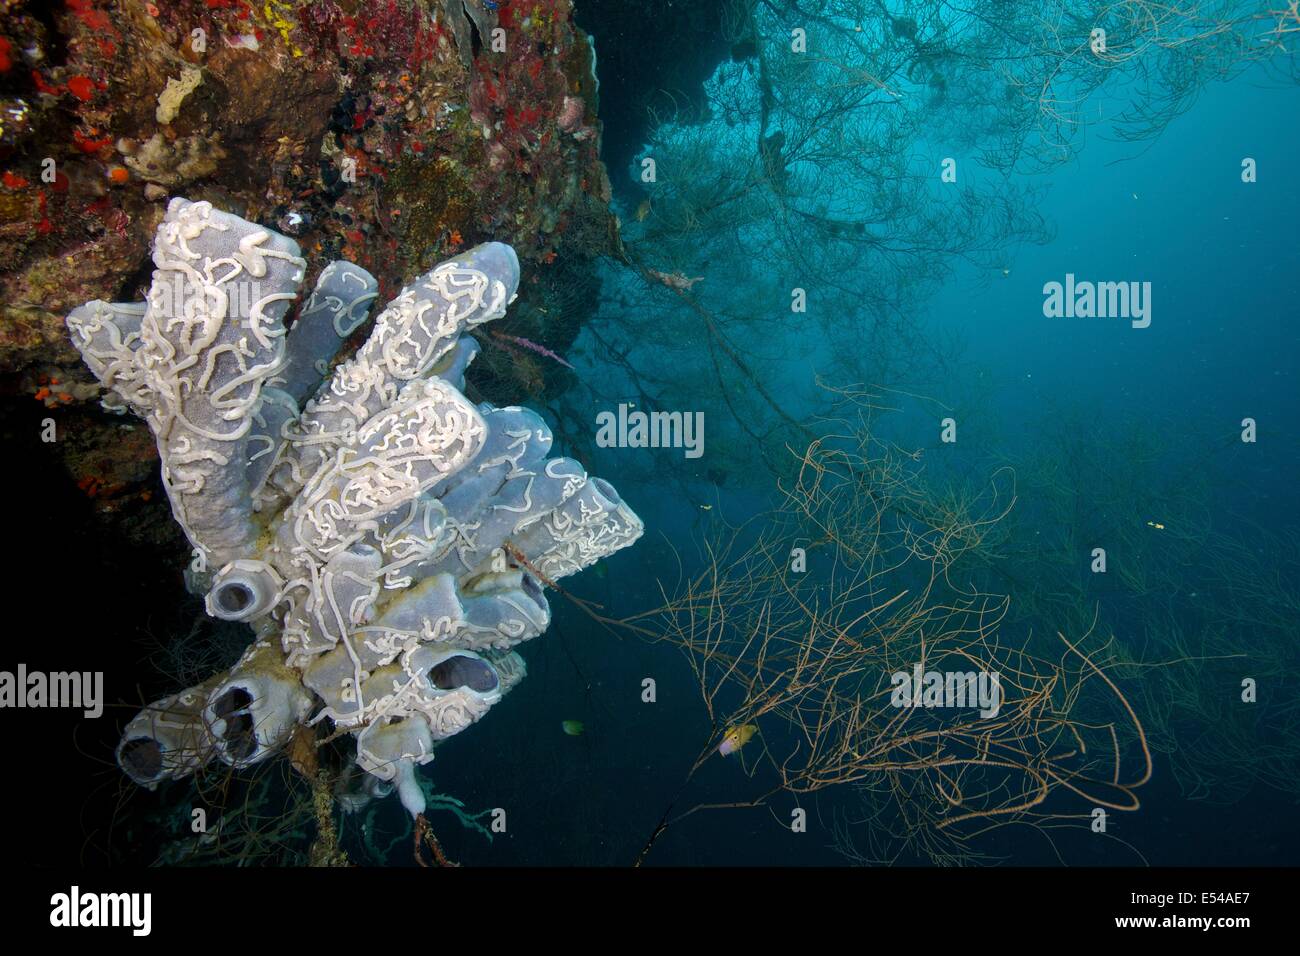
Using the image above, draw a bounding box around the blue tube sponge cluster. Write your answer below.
[68,199,643,817]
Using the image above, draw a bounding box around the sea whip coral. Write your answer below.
[67,199,642,817]
[490,330,576,370]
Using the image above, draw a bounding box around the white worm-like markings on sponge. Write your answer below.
[69,199,643,809]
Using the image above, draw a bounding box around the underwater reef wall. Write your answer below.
[1,0,615,522]
[68,197,642,814]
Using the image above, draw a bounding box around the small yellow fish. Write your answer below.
[635,199,652,222]
[1147,521,1165,530]
[562,720,585,736]
[718,724,757,757]
[700,504,712,510]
